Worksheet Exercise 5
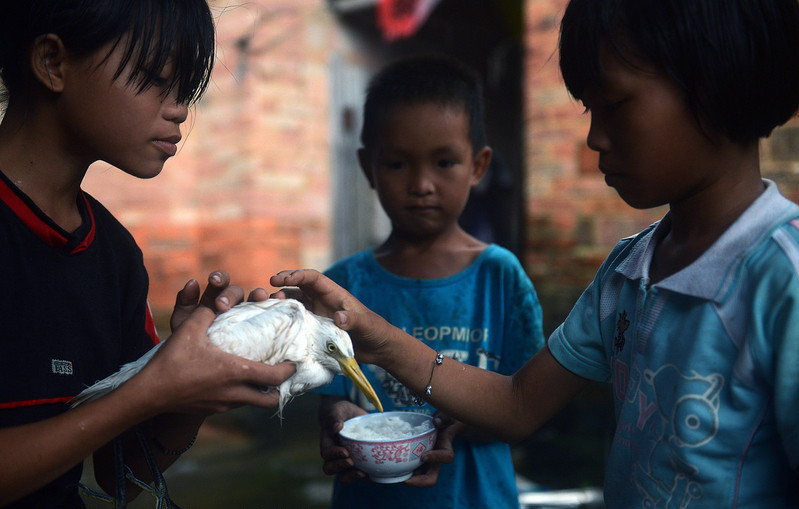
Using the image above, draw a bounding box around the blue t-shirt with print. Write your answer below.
[318,243,545,509]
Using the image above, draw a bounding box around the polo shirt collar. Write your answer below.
[616,179,799,302]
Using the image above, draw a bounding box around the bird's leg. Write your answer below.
[114,437,128,508]
[77,437,128,508]
[80,426,184,508]
[129,426,185,509]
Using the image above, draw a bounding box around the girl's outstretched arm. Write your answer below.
[271,269,588,442]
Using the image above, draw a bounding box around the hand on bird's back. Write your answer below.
[270,269,397,365]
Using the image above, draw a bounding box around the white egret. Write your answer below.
[71,298,383,414]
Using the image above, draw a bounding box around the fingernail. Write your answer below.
[218,296,230,308]
[210,272,222,284]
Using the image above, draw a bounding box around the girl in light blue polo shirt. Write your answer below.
[271,0,799,506]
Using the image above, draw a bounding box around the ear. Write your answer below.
[470,146,492,187]
[30,34,69,93]
[357,148,376,189]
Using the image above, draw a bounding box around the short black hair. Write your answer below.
[559,0,799,143]
[0,0,215,106]
[360,54,487,155]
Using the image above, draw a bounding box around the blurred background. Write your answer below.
[80,0,799,507]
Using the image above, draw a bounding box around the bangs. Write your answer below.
[559,0,643,102]
[559,0,615,101]
[23,0,216,105]
[117,1,215,105]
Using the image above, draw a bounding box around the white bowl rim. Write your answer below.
[338,411,436,443]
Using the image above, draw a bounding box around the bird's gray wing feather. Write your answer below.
[70,342,163,407]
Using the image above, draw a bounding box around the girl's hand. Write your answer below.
[269,270,397,364]
[269,269,364,317]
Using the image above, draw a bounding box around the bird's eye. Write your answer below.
[327,342,338,353]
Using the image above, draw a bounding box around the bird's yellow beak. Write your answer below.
[338,357,383,412]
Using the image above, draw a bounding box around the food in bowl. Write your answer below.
[343,414,433,440]
[338,411,437,483]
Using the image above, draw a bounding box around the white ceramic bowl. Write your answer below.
[338,411,437,483]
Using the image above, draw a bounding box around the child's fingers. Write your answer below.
[333,468,366,484]
[271,269,348,307]
[320,443,355,475]
[319,412,344,438]
[321,458,355,477]
[268,287,305,302]
[234,388,282,410]
[406,435,456,487]
[247,287,269,302]
[242,360,296,389]
[174,278,201,307]
[270,269,324,290]
[420,447,455,466]
[171,273,243,331]
[319,428,342,458]
[197,270,243,311]
[404,462,443,487]
[170,279,202,331]
[211,285,245,312]
[181,306,218,331]
[199,360,296,412]
[331,309,395,363]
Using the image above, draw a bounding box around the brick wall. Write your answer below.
[82,0,799,331]
[521,0,664,330]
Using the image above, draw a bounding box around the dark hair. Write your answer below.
[0,0,215,106]
[360,54,487,155]
[559,0,799,143]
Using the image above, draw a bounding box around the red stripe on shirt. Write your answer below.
[0,176,69,248]
[145,302,161,345]
[0,396,74,409]
[70,192,96,254]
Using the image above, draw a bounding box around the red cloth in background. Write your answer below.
[377,0,442,41]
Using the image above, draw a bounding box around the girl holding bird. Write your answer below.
[0,1,295,507]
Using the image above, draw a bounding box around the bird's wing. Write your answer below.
[70,342,163,407]
[206,300,309,363]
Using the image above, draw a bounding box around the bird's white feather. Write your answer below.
[71,299,354,415]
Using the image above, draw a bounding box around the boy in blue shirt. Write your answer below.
[315,55,545,508]
[274,0,799,506]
